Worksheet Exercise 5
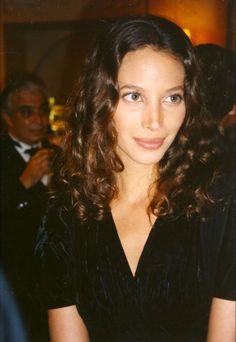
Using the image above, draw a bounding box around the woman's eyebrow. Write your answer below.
[119,85,184,93]
[165,85,184,92]
[119,84,144,91]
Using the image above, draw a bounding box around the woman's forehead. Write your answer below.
[117,47,185,87]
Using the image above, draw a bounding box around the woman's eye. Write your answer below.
[123,92,141,102]
[164,94,183,104]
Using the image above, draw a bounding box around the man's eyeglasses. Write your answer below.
[16,103,50,118]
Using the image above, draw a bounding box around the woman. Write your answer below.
[36,15,235,341]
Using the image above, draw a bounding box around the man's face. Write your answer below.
[4,88,50,145]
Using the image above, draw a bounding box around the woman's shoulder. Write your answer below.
[200,170,235,261]
[200,172,235,300]
[35,200,77,258]
[35,201,79,309]
[203,171,235,228]
[209,170,235,206]
[40,200,72,233]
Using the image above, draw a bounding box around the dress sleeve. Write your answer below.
[213,194,236,300]
[35,206,77,309]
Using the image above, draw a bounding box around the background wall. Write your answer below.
[0,0,235,102]
[148,0,229,46]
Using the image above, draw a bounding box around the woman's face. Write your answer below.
[113,47,186,168]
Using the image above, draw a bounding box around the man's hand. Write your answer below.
[19,148,54,189]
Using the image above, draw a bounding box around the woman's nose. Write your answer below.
[142,104,161,131]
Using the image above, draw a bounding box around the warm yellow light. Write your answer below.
[183,28,191,38]
[49,97,55,107]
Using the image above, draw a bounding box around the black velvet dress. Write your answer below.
[36,187,235,342]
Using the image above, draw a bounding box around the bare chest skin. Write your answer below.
[111,200,157,276]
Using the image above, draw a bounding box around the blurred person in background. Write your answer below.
[0,267,27,342]
[0,73,60,341]
[194,44,235,173]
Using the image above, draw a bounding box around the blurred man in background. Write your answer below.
[0,73,59,341]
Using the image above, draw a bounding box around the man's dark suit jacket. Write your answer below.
[0,133,59,341]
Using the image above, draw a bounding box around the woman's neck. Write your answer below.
[114,163,158,205]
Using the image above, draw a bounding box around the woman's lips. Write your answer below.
[133,137,165,150]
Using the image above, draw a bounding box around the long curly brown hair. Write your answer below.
[53,15,223,222]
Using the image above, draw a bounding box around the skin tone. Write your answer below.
[48,47,235,341]
[48,306,89,342]
[207,298,235,342]
[3,89,53,188]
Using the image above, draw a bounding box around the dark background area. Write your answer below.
[0,0,235,104]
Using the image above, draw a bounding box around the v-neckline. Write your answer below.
[108,212,159,280]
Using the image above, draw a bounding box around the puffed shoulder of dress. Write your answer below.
[200,187,235,300]
[35,205,77,309]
